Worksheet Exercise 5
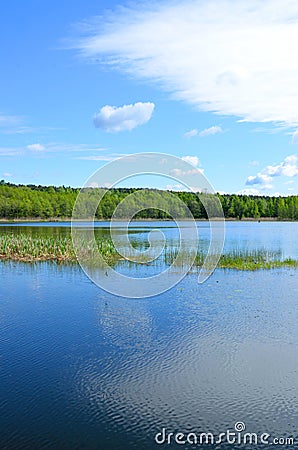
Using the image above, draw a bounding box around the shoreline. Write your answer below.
[0,217,297,223]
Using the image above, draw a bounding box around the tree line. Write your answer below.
[0,180,297,220]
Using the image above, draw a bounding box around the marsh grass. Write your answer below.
[0,233,297,270]
[217,249,297,270]
[164,247,298,270]
[0,233,118,264]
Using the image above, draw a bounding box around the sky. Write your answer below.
[1,0,298,195]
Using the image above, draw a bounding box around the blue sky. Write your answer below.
[1,0,298,195]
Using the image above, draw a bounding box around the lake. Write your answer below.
[0,221,297,449]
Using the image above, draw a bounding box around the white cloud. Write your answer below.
[291,130,298,143]
[75,154,125,161]
[2,172,12,177]
[199,125,223,137]
[0,114,21,127]
[86,181,113,188]
[93,102,155,132]
[264,154,298,177]
[184,129,198,139]
[246,173,273,189]
[184,125,223,139]
[0,147,22,157]
[36,143,106,153]
[73,0,298,127]
[237,188,260,195]
[181,155,199,167]
[27,143,45,152]
[0,114,45,135]
[165,183,185,191]
[0,114,34,134]
[248,160,259,167]
[158,155,201,175]
[246,154,298,189]
[169,156,203,177]
[170,168,201,177]
[86,181,112,188]
[0,143,107,157]
[165,183,204,192]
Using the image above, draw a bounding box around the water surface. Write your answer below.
[1,220,298,258]
[0,222,297,449]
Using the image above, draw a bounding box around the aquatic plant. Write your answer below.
[0,233,297,270]
[0,233,118,263]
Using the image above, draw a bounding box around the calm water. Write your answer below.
[1,220,298,257]
[0,222,297,449]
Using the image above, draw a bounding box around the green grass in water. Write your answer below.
[0,233,118,264]
[0,233,297,270]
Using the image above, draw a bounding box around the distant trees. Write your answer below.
[0,181,297,220]
[0,182,78,219]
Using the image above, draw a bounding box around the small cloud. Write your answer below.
[165,183,185,191]
[184,129,198,139]
[41,143,106,153]
[170,168,201,177]
[4,126,37,135]
[199,125,223,137]
[45,143,107,153]
[246,173,273,189]
[237,188,260,195]
[75,154,125,161]
[249,160,259,167]
[246,154,298,190]
[288,187,295,191]
[0,147,23,157]
[165,183,202,192]
[0,114,36,134]
[169,155,204,177]
[0,143,107,158]
[264,154,298,177]
[87,181,112,188]
[27,143,45,152]
[93,102,155,132]
[0,114,21,128]
[291,130,298,144]
[26,142,107,154]
[181,155,199,167]
[2,172,12,177]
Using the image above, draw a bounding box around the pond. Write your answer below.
[0,221,297,449]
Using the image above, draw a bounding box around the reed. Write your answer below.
[0,233,118,263]
[0,233,297,270]
[154,246,298,270]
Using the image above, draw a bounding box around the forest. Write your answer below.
[0,180,297,220]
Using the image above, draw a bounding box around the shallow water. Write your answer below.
[0,222,297,449]
[1,220,298,258]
